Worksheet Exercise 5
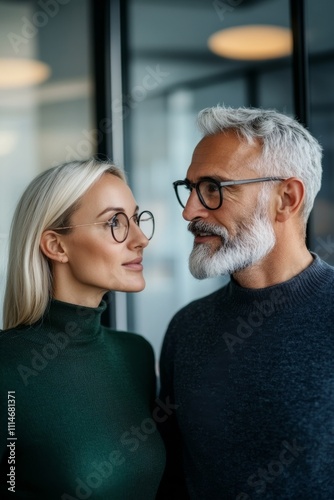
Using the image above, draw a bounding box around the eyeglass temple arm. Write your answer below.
[219,177,285,187]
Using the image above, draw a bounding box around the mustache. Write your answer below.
[187,220,228,239]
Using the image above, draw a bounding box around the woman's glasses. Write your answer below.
[52,210,155,243]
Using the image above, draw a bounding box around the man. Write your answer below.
[157,106,334,499]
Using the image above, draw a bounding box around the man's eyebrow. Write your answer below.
[187,175,232,183]
[97,206,139,218]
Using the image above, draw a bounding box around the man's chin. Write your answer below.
[189,244,258,279]
[189,244,227,279]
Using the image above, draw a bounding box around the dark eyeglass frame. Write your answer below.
[173,176,285,210]
[51,210,155,243]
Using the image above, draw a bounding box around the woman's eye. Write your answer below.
[132,214,139,225]
[109,217,120,228]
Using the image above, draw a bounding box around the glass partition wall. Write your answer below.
[1,0,333,366]
[0,0,94,326]
[307,0,334,265]
[126,0,294,359]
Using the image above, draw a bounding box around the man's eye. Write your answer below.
[207,183,219,192]
[203,182,219,194]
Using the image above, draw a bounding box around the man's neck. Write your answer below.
[232,244,313,289]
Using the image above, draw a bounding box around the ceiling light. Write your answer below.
[0,58,51,88]
[208,25,292,60]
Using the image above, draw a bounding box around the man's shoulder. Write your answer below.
[312,255,334,291]
[316,255,334,272]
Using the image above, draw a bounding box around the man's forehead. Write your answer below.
[186,164,235,182]
[193,131,259,155]
[187,155,257,181]
[187,132,262,178]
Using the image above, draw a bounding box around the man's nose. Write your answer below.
[182,190,209,221]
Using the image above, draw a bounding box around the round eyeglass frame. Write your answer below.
[173,176,285,210]
[51,210,155,243]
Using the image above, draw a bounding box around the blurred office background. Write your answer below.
[0,0,333,362]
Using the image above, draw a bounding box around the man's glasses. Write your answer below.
[173,177,285,210]
[52,210,155,243]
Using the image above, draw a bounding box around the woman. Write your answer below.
[0,159,166,499]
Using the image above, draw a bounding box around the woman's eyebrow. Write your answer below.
[97,205,139,217]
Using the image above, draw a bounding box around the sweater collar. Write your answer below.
[41,299,107,340]
[225,253,332,314]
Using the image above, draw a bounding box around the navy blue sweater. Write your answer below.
[158,254,334,499]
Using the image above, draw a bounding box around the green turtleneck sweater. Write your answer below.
[0,300,166,499]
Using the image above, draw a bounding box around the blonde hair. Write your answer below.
[3,158,125,330]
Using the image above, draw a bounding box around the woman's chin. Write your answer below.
[132,281,146,293]
[121,278,146,293]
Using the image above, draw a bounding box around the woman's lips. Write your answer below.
[122,257,143,270]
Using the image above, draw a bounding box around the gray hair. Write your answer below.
[3,158,125,330]
[197,106,323,222]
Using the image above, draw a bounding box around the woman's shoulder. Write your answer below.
[103,329,156,375]
[0,325,30,343]
[0,326,33,364]
[103,327,154,353]
[105,327,152,345]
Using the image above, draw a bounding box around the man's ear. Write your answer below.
[40,231,69,263]
[275,177,305,223]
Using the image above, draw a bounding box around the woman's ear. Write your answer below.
[40,231,69,263]
[275,177,305,223]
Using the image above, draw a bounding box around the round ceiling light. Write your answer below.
[0,58,51,88]
[208,25,292,60]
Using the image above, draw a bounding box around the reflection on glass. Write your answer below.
[0,0,94,327]
[127,0,293,359]
[307,0,334,265]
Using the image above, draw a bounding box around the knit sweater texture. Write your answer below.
[0,300,166,499]
[158,254,334,499]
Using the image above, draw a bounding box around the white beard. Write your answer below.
[188,188,276,279]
